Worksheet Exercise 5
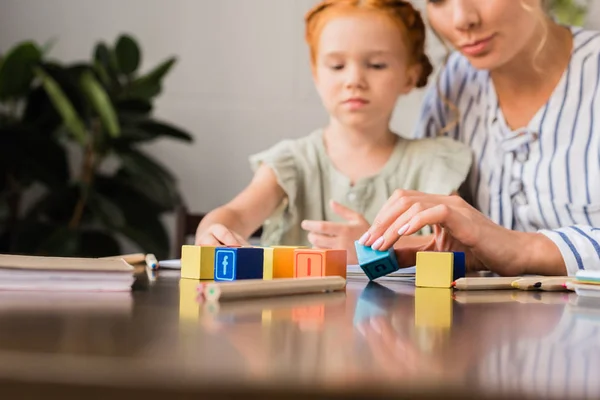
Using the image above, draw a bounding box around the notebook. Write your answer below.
[0,254,135,292]
[346,264,416,282]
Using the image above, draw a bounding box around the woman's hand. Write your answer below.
[358,190,550,276]
[301,200,370,264]
[195,223,250,247]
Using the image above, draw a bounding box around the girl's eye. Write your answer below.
[369,63,387,70]
[329,64,344,70]
[427,0,445,4]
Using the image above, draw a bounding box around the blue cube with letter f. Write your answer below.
[214,247,264,282]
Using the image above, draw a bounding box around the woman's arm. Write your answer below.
[534,226,600,275]
[195,164,285,245]
[360,190,572,276]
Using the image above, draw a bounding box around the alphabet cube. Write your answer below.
[354,241,400,281]
[415,251,466,288]
[271,246,307,278]
[293,249,347,279]
[181,245,216,280]
[214,247,264,281]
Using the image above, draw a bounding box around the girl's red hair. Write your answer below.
[305,0,433,88]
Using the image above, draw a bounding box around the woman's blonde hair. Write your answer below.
[430,0,552,136]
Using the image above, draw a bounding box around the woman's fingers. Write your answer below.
[361,192,449,248]
[370,201,437,251]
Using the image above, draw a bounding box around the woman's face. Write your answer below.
[426,0,546,70]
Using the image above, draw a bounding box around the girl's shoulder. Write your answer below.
[400,135,472,160]
[396,136,473,195]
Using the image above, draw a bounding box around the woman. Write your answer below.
[359,0,600,276]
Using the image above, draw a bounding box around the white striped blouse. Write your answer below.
[413,26,600,275]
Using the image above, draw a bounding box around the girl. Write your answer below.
[360,0,600,275]
[195,0,473,263]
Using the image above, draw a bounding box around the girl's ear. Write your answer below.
[399,63,421,95]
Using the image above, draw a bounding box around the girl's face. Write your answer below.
[426,0,546,70]
[313,11,419,130]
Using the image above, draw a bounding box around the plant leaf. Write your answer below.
[0,41,42,99]
[34,67,87,144]
[124,81,161,101]
[95,176,170,258]
[116,98,152,114]
[0,127,70,188]
[115,149,181,210]
[115,34,141,75]
[88,191,126,229]
[136,119,193,142]
[136,57,176,85]
[93,42,120,90]
[22,86,63,133]
[80,71,121,137]
[124,57,176,100]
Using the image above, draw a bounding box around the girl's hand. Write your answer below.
[195,223,250,247]
[301,200,370,264]
[359,190,537,276]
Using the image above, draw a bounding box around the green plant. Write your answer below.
[548,0,588,26]
[0,34,192,259]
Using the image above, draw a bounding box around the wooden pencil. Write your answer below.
[451,277,521,290]
[202,276,346,302]
[511,277,543,291]
[512,276,572,291]
[537,277,574,292]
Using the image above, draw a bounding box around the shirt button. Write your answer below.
[347,192,357,202]
[509,181,524,195]
[516,151,529,163]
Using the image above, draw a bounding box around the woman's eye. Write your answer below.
[329,64,344,70]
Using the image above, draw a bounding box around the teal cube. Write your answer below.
[354,241,400,281]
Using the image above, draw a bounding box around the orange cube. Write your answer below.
[272,246,307,278]
[293,249,347,279]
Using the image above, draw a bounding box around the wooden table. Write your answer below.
[0,270,597,399]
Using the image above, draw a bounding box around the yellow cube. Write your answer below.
[181,245,216,280]
[414,288,453,328]
[262,247,274,280]
[415,252,454,288]
[271,246,307,278]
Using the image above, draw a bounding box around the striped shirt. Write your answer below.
[413,27,600,275]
